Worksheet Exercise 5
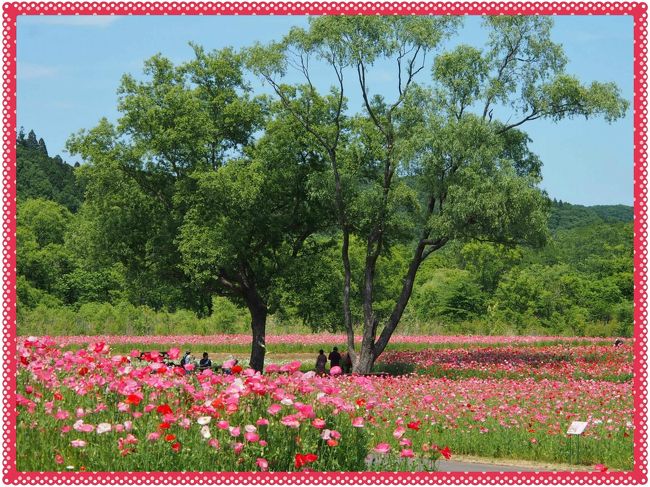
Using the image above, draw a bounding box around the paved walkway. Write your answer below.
[437,460,549,472]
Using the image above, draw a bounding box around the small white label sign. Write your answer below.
[567,421,588,435]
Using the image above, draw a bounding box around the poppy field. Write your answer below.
[16,336,634,472]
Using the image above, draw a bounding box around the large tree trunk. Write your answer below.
[353,243,381,374]
[246,296,267,373]
[341,228,356,359]
[354,346,376,374]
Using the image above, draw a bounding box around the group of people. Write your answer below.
[315,347,352,375]
[179,351,240,374]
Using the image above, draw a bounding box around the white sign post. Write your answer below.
[566,421,588,464]
[567,421,588,435]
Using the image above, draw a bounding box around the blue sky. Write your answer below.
[16,14,633,206]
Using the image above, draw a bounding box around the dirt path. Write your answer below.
[436,455,593,472]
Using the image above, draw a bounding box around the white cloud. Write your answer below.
[17,63,58,80]
[19,15,120,28]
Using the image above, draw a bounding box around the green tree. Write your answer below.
[248,16,628,372]
[177,109,331,371]
[412,268,485,323]
[458,242,523,293]
[68,47,328,371]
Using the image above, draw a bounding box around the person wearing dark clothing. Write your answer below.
[341,351,353,374]
[614,338,624,347]
[198,352,212,371]
[328,347,341,368]
[315,350,327,375]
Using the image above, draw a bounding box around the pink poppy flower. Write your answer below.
[256,458,269,471]
[373,443,391,454]
[70,440,87,448]
[54,409,70,421]
[281,415,301,428]
[400,449,414,458]
[73,420,94,433]
[330,366,342,376]
[267,404,282,415]
[244,432,260,442]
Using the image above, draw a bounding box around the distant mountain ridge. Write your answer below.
[549,200,633,232]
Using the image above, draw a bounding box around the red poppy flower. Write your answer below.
[78,367,89,376]
[231,365,243,374]
[165,434,176,442]
[20,357,29,366]
[211,398,224,410]
[437,446,452,460]
[159,422,171,430]
[171,442,181,453]
[407,421,421,431]
[294,453,318,469]
[125,394,141,406]
[156,404,173,415]
[53,392,63,401]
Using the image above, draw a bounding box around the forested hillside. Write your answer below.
[15,132,633,338]
[17,129,84,212]
[548,199,633,232]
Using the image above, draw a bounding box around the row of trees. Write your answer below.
[17,193,633,337]
[20,16,629,372]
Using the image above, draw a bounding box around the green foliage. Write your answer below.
[17,129,83,212]
[548,200,633,232]
[411,268,486,324]
[17,298,250,337]
[458,242,523,292]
